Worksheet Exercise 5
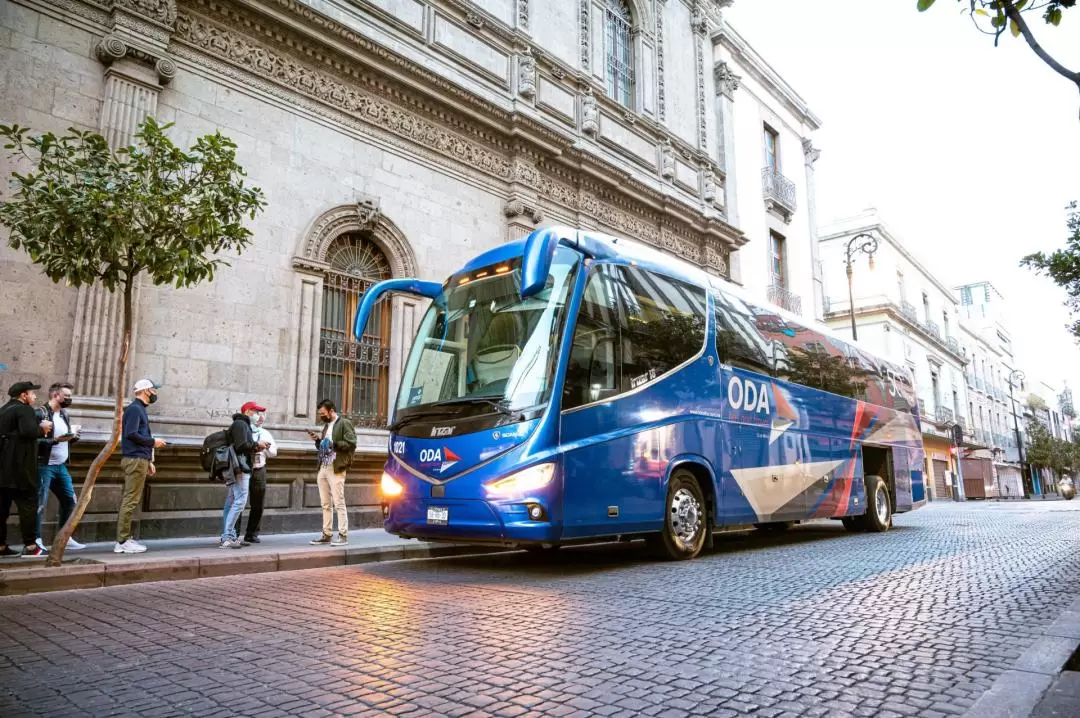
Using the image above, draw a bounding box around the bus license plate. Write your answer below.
[427,506,448,525]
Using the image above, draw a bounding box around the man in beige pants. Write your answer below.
[307,399,356,546]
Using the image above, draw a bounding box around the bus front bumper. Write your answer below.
[384,497,559,544]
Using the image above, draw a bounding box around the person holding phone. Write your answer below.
[307,399,356,546]
[114,379,166,554]
[0,382,52,558]
[35,382,83,551]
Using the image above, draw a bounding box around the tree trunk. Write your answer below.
[46,280,133,567]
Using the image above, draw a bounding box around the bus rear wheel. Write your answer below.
[652,470,707,560]
[863,474,892,532]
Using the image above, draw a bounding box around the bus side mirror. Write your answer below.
[353,278,443,340]
[521,227,561,299]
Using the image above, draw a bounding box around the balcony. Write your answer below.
[900,300,918,323]
[975,377,985,392]
[768,279,803,316]
[761,167,797,220]
[965,372,975,388]
[935,406,954,425]
[956,415,967,431]
[923,319,942,340]
[946,336,961,354]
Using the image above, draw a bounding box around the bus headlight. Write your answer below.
[380,472,404,498]
[485,463,556,497]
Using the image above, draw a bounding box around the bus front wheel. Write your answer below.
[651,470,708,560]
[862,474,892,532]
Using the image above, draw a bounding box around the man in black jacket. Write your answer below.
[0,382,52,558]
[36,382,83,552]
[219,402,267,549]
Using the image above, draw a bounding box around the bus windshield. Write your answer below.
[395,246,580,423]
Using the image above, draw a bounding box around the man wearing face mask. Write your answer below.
[242,405,277,545]
[0,381,52,558]
[307,399,356,546]
[219,401,268,549]
[115,379,166,554]
[36,382,83,552]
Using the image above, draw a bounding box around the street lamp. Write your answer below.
[1009,368,1027,497]
[844,232,878,341]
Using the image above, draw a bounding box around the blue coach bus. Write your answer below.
[353,226,926,560]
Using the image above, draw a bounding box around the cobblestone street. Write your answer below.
[2,501,1080,717]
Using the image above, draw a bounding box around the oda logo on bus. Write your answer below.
[727,375,771,415]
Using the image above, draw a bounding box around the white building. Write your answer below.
[818,210,971,501]
[713,25,822,318]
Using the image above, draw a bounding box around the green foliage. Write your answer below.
[917,0,1079,110]
[0,117,265,293]
[1021,202,1080,339]
[917,0,1075,35]
[1025,417,1077,475]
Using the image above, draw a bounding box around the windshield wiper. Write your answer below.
[389,397,518,433]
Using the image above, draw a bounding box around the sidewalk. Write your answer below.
[0,529,502,597]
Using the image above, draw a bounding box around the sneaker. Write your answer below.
[0,546,19,558]
[240,539,251,547]
[20,545,47,559]
[330,534,348,547]
[309,533,332,545]
[113,540,147,554]
[244,535,261,544]
[225,538,243,549]
[36,538,47,551]
[67,538,86,551]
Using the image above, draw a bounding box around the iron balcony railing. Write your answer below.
[935,406,954,425]
[900,300,918,323]
[946,336,961,354]
[768,278,803,316]
[976,377,985,392]
[923,319,942,340]
[965,372,975,388]
[955,415,967,431]
[761,167,797,215]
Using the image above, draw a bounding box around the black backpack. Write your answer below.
[199,428,234,482]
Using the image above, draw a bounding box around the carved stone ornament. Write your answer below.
[702,168,717,202]
[623,110,636,125]
[802,138,821,167]
[655,10,666,122]
[357,197,381,229]
[95,33,177,84]
[690,7,709,35]
[112,0,177,27]
[466,11,484,28]
[660,140,675,179]
[581,89,599,136]
[504,198,543,224]
[518,49,536,99]
[714,62,741,99]
[579,0,590,72]
[518,0,529,31]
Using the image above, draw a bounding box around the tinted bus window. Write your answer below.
[712,291,770,375]
[619,267,706,389]
[564,265,707,410]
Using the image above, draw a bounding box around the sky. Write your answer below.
[725,0,1080,396]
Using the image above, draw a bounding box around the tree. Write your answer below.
[0,118,265,566]
[1021,202,1080,339]
[917,1,1079,114]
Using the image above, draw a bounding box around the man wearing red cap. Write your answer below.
[219,401,267,548]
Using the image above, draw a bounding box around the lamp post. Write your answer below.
[844,232,878,341]
[1009,368,1027,497]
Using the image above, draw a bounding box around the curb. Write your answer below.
[0,543,506,596]
[962,596,1080,717]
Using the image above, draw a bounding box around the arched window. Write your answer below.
[318,234,393,427]
[604,0,634,108]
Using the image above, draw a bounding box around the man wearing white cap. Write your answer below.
[114,379,166,554]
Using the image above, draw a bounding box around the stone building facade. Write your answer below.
[0,0,819,538]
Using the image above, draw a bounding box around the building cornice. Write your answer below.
[820,220,959,306]
[713,23,821,131]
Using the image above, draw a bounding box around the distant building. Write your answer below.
[819,210,970,501]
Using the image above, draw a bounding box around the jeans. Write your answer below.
[37,464,77,541]
[316,464,347,537]
[0,488,37,548]
[116,458,150,543]
[243,466,267,539]
[222,473,251,541]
